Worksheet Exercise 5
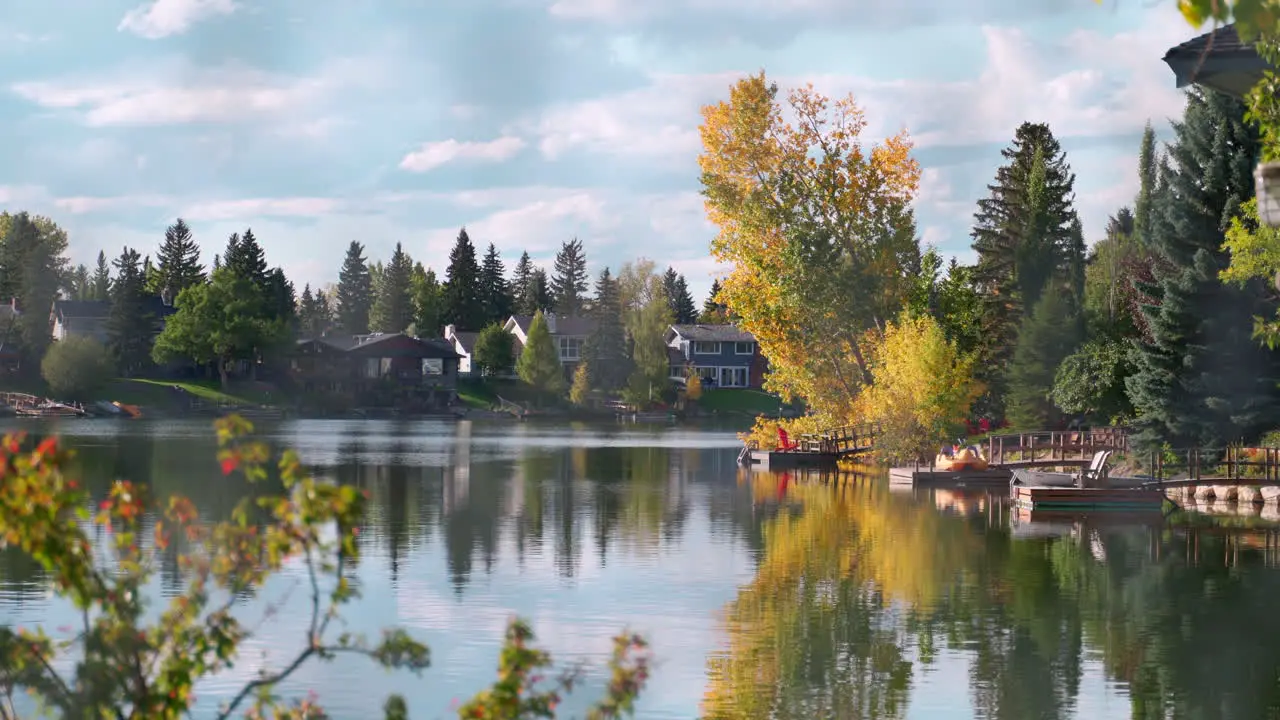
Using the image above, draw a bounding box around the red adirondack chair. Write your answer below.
[777,428,798,451]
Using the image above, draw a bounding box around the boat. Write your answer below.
[15,401,86,418]
[111,401,142,418]
[934,444,989,471]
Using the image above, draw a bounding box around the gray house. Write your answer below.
[664,323,765,389]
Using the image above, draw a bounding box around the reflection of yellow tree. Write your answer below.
[618,447,668,552]
[703,476,981,718]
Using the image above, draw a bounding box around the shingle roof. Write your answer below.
[508,313,597,337]
[1163,24,1273,98]
[52,297,178,320]
[450,331,478,355]
[298,332,460,358]
[668,323,755,343]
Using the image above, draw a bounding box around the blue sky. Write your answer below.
[0,0,1194,302]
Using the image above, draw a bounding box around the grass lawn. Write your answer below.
[98,378,275,408]
[457,377,498,409]
[698,389,790,416]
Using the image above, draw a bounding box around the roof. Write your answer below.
[450,331,478,355]
[507,313,598,337]
[1163,24,1273,98]
[52,297,178,320]
[297,332,461,359]
[667,323,755,343]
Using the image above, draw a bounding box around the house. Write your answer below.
[443,324,478,375]
[50,296,177,344]
[664,323,766,389]
[291,332,461,408]
[503,313,597,372]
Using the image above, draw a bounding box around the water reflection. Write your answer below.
[705,473,1280,719]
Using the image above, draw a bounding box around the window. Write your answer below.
[720,367,748,388]
[363,358,380,379]
[558,336,584,361]
[734,342,754,355]
[697,367,717,382]
[692,341,721,355]
[423,358,443,375]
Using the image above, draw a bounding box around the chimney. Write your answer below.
[545,313,557,334]
[444,323,456,339]
[160,286,173,307]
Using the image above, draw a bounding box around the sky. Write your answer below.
[0,0,1197,303]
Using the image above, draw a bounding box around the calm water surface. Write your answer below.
[1,418,1278,719]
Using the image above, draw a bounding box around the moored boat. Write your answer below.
[935,444,989,471]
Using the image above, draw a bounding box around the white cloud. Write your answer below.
[118,0,238,39]
[398,137,527,173]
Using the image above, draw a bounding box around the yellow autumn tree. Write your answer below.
[855,312,983,462]
[699,71,922,427]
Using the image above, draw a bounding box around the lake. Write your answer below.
[2,418,1279,719]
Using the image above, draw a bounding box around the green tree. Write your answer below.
[528,268,553,314]
[0,417,651,719]
[699,279,729,323]
[221,229,269,291]
[551,237,589,316]
[662,267,698,324]
[297,284,334,337]
[264,267,296,326]
[1133,123,1158,247]
[41,336,113,399]
[1006,288,1082,429]
[442,228,485,331]
[517,310,566,399]
[473,322,515,376]
[512,251,536,316]
[480,242,514,325]
[970,122,1082,415]
[619,263,673,407]
[69,264,91,301]
[91,250,111,301]
[1051,340,1135,424]
[152,268,278,388]
[370,242,414,334]
[155,217,205,298]
[336,241,373,334]
[107,247,156,376]
[1126,88,1279,452]
[0,212,69,366]
[1084,208,1142,340]
[570,361,592,406]
[585,268,630,392]
[411,265,444,338]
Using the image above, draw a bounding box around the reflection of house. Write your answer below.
[664,324,765,389]
[503,313,597,371]
[443,324,478,375]
[49,296,177,344]
[292,332,461,407]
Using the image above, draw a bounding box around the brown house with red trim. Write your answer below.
[292,332,461,408]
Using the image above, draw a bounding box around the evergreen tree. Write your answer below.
[91,251,111,301]
[69,265,91,301]
[661,267,698,324]
[0,212,68,364]
[298,285,320,337]
[411,266,444,338]
[442,228,485,330]
[1134,122,1158,247]
[155,218,204,298]
[1006,287,1080,429]
[107,247,154,376]
[970,122,1081,413]
[265,267,296,324]
[700,279,728,323]
[336,241,373,334]
[516,310,566,399]
[1126,89,1279,452]
[222,229,268,289]
[550,238,588,316]
[584,268,630,391]
[479,243,513,325]
[511,251,535,315]
[370,242,414,333]
[528,268,552,313]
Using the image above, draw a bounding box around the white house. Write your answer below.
[503,313,598,372]
[443,324,477,375]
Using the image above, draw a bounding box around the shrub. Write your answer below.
[40,336,114,399]
[0,416,650,718]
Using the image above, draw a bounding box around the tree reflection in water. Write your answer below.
[704,473,1280,719]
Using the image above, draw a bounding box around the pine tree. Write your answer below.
[528,268,552,313]
[222,229,268,288]
[298,285,322,337]
[479,243,513,324]
[1006,287,1080,428]
[336,241,373,334]
[550,238,588,316]
[442,228,485,331]
[700,279,728,323]
[265,267,295,323]
[517,310,566,399]
[107,247,155,376]
[155,218,204,298]
[412,266,444,338]
[584,268,630,391]
[661,268,698,324]
[1134,122,1158,247]
[91,251,111,301]
[370,242,414,333]
[511,251,535,315]
[1127,89,1279,452]
[970,122,1081,414]
[69,265,91,301]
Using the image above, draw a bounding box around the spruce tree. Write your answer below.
[370,242,414,333]
[517,310,566,399]
[91,250,111,301]
[222,229,268,288]
[298,285,320,337]
[479,243,513,324]
[442,228,485,331]
[1006,287,1080,429]
[528,268,552,314]
[336,241,373,334]
[700,279,728,323]
[584,268,630,391]
[107,247,155,376]
[511,251,535,315]
[1134,122,1158,247]
[1126,88,1279,453]
[412,267,444,338]
[265,267,295,323]
[550,237,588,315]
[155,218,204,298]
[661,268,698,324]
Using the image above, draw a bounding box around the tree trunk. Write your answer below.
[218,357,230,390]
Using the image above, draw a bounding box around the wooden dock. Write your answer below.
[747,449,838,470]
[1012,484,1167,512]
[888,466,1012,488]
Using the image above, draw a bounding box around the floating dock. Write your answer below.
[1012,484,1167,511]
[747,450,838,470]
[888,466,1012,488]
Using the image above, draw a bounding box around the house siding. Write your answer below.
[666,329,762,389]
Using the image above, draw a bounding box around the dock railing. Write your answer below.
[983,428,1130,467]
[1142,446,1280,487]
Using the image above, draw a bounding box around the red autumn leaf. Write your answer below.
[36,437,57,456]
[220,456,239,475]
